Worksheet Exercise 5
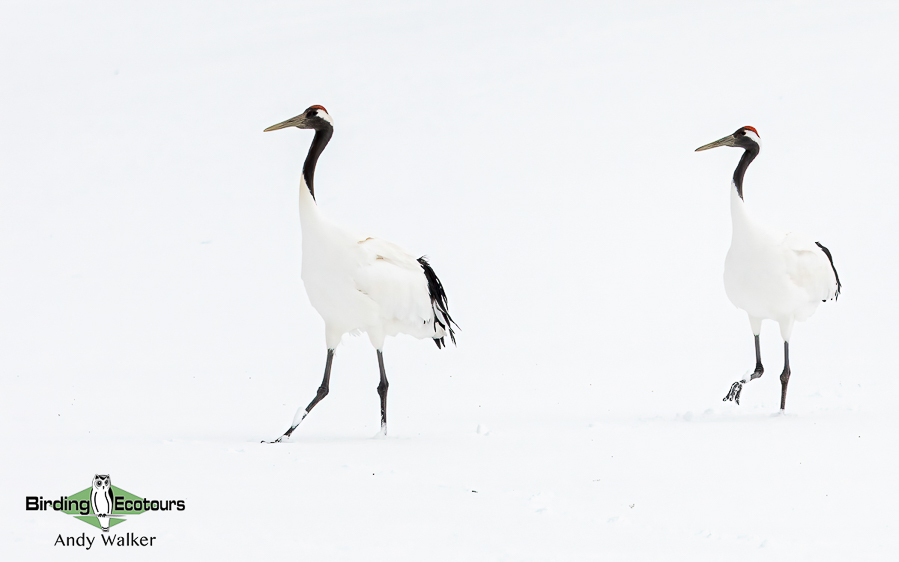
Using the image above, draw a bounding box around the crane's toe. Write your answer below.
[262,426,297,444]
[723,381,744,405]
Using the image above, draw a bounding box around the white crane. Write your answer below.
[263,105,456,441]
[696,126,841,410]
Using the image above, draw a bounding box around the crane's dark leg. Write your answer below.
[751,335,764,380]
[724,335,765,405]
[779,341,791,411]
[265,348,335,443]
[377,350,389,435]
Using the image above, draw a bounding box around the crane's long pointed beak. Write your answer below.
[695,134,738,152]
[264,114,307,132]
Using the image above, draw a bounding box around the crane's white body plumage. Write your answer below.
[264,105,455,440]
[725,185,839,341]
[297,176,447,351]
[697,126,839,409]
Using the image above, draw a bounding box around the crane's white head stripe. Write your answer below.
[309,106,333,125]
[741,126,761,150]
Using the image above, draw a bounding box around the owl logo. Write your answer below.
[90,474,114,532]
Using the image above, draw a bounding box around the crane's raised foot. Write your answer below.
[723,381,744,405]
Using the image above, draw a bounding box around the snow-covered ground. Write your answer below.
[2,1,898,559]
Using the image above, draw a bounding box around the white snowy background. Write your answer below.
[1,1,897,559]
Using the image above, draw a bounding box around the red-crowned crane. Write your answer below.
[696,126,840,410]
[263,105,456,441]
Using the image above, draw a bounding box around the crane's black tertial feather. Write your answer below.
[418,256,457,349]
[815,242,841,301]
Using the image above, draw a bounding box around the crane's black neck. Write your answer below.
[733,144,759,200]
[302,126,333,200]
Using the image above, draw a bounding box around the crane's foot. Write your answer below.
[723,381,744,405]
[262,425,298,444]
[263,407,311,443]
[371,423,388,439]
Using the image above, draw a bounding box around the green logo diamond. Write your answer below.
[61,483,148,530]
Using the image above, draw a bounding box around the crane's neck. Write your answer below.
[730,145,761,237]
[732,144,758,200]
[302,126,333,201]
[730,179,751,233]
